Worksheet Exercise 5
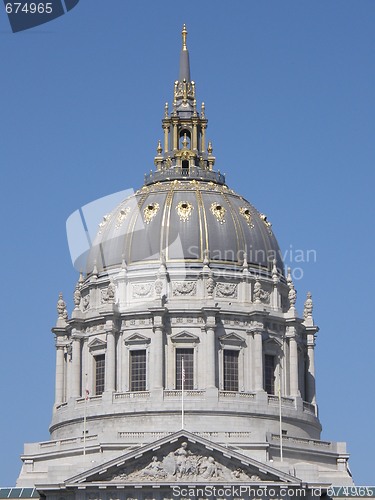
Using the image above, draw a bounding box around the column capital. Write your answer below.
[51,325,68,337]
[149,307,167,329]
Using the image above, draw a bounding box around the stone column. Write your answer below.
[306,334,316,403]
[247,332,253,392]
[153,325,164,389]
[206,327,215,388]
[149,308,165,391]
[55,346,64,405]
[106,331,116,392]
[288,328,300,397]
[253,329,263,391]
[71,337,81,398]
[203,307,218,389]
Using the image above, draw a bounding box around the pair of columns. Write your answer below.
[54,330,117,405]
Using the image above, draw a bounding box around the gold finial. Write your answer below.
[157,140,162,155]
[182,24,188,51]
[207,140,213,154]
[164,102,168,118]
[201,102,205,118]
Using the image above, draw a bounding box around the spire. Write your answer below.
[179,24,191,83]
[144,25,225,187]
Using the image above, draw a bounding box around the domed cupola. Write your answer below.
[86,25,284,277]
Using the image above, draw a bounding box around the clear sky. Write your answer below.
[0,0,374,486]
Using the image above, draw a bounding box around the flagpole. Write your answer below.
[181,357,184,429]
[278,379,283,462]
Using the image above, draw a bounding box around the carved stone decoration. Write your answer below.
[209,202,226,224]
[73,283,81,309]
[303,291,313,320]
[143,202,160,224]
[132,283,153,298]
[259,213,273,235]
[115,206,131,230]
[165,156,172,169]
[176,201,194,222]
[62,309,68,321]
[253,277,270,304]
[239,207,254,227]
[154,279,163,298]
[287,267,297,309]
[216,282,238,298]
[172,281,196,296]
[101,280,116,304]
[272,258,279,284]
[206,274,215,297]
[288,285,297,308]
[109,442,258,483]
[82,294,90,311]
[98,214,110,234]
[57,292,66,319]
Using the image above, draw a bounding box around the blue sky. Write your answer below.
[0,0,374,486]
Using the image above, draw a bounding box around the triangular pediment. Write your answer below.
[124,333,150,345]
[263,336,283,348]
[219,332,246,346]
[170,330,199,343]
[87,337,107,348]
[66,430,298,486]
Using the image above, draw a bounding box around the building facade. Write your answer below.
[16,25,352,498]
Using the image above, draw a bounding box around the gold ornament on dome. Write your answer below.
[143,202,160,224]
[259,213,273,235]
[176,201,194,222]
[98,214,110,234]
[239,207,254,228]
[115,206,131,230]
[210,202,226,224]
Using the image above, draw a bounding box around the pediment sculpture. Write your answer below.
[109,442,261,482]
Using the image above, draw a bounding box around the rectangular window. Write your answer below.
[176,348,194,390]
[95,355,105,396]
[130,350,146,392]
[223,350,239,392]
[265,354,275,394]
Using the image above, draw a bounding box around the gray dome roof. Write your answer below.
[86,179,284,276]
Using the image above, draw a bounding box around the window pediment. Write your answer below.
[171,330,199,343]
[219,332,246,348]
[124,333,151,346]
[263,336,283,348]
[88,337,107,352]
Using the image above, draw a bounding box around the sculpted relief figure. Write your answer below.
[200,456,220,478]
[142,456,167,479]
[174,442,191,477]
[110,441,259,482]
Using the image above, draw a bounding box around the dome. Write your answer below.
[86,178,284,276]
